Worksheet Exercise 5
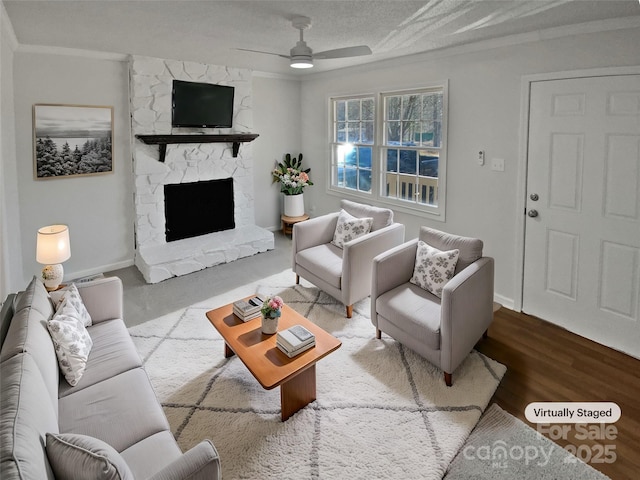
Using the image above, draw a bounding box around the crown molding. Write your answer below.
[16,43,128,61]
[251,70,300,81]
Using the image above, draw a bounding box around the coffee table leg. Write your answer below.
[224,342,235,358]
[280,364,316,421]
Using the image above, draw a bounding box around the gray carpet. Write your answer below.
[445,404,611,479]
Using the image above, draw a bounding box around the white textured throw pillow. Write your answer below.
[48,299,93,386]
[410,241,460,298]
[331,209,373,248]
[49,283,92,327]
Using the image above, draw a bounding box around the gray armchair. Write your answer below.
[292,200,405,318]
[371,227,494,386]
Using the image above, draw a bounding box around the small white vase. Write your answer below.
[283,193,305,217]
[261,315,279,335]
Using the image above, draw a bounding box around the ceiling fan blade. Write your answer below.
[313,45,372,59]
[235,48,290,59]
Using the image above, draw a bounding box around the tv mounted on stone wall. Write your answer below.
[171,80,234,128]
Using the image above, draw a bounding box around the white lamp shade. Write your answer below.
[36,225,71,264]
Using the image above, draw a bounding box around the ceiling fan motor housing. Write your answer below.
[290,40,313,60]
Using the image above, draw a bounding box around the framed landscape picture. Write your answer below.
[33,104,114,179]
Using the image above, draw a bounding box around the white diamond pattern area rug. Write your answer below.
[129,269,506,480]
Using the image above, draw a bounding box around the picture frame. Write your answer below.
[33,104,114,179]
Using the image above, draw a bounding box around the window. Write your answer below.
[330,96,375,193]
[330,85,447,219]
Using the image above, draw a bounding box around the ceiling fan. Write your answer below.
[238,16,372,69]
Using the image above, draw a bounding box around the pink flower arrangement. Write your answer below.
[261,295,284,319]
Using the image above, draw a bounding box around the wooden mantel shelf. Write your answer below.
[135,133,259,162]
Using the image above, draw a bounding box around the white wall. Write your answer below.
[0,3,21,298]
[299,27,640,308]
[252,74,302,230]
[12,52,134,284]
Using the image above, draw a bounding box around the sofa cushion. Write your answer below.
[410,241,459,298]
[331,209,373,248]
[341,199,394,231]
[120,431,182,479]
[50,283,92,327]
[59,319,143,398]
[420,227,483,275]
[46,433,134,480]
[0,353,59,480]
[48,303,93,386]
[295,243,343,289]
[376,282,442,350]
[59,368,170,453]
[0,276,59,408]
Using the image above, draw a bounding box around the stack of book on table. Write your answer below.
[277,325,316,358]
[232,295,265,322]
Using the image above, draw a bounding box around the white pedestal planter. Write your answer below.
[283,193,305,217]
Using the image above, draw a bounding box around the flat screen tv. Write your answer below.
[172,80,234,128]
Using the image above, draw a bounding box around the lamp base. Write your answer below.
[42,264,64,291]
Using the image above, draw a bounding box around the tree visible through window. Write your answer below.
[383,89,443,207]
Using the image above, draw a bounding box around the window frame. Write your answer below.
[328,82,448,221]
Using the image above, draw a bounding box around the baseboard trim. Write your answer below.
[66,259,134,282]
[494,293,515,311]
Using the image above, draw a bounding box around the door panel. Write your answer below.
[523,75,640,358]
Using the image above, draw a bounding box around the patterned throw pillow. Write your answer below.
[331,209,373,248]
[49,283,92,327]
[410,240,460,298]
[48,298,93,386]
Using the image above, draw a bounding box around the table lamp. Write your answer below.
[36,224,71,291]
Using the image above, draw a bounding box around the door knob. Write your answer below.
[527,209,539,218]
[530,193,539,201]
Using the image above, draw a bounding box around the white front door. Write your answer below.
[523,74,640,358]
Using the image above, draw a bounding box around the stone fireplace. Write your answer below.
[130,55,274,283]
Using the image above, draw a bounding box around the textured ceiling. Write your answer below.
[4,0,640,75]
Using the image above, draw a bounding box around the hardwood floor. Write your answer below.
[475,307,640,480]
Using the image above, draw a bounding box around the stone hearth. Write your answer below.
[129,55,273,283]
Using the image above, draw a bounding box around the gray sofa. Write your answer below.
[0,276,221,479]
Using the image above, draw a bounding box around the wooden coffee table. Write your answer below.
[205,298,341,421]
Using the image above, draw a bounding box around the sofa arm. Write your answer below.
[342,222,405,306]
[292,212,340,268]
[147,440,221,480]
[76,277,124,324]
[439,257,494,374]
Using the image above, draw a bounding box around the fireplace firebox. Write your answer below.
[164,178,234,242]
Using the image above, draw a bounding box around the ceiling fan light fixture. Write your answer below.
[290,57,314,68]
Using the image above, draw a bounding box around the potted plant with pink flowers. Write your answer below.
[272,153,313,217]
[260,295,284,334]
